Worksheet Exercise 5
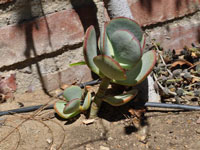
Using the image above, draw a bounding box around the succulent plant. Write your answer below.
[84,17,157,118]
[54,17,156,119]
[54,86,92,119]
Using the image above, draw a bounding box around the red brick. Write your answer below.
[148,18,200,51]
[128,0,200,26]
[0,73,16,99]
[0,9,84,68]
[43,65,92,91]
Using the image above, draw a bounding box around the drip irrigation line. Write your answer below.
[145,102,200,110]
[0,79,100,116]
[0,79,200,116]
[0,104,54,116]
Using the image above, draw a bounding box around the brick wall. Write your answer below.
[128,0,200,51]
[0,0,199,95]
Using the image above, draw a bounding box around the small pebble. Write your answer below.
[85,144,94,150]
[108,137,113,141]
[183,72,192,80]
[100,146,110,150]
[196,129,200,134]
[196,117,200,124]
[46,138,53,144]
[168,85,175,92]
[175,96,182,104]
[176,88,184,96]
[82,119,95,125]
[172,69,182,77]
[194,90,200,97]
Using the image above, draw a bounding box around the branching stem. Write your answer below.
[89,77,110,118]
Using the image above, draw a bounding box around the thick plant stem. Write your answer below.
[89,77,110,118]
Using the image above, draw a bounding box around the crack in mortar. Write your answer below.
[143,10,200,30]
[0,42,83,72]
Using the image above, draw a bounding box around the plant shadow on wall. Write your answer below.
[70,0,100,80]
[15,0,60,95]
[70,0,99,33]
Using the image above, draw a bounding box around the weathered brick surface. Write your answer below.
[43,65,92,91]
[0,9,84,68]
[128,0,200,26]
[147,12,200,52]
[1,0,200,93]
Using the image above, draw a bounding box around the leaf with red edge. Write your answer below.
[99,24,114,57]
[103,89,138,106]
[141,34,146,49]
[63,98,81,114]
[63,86,82,101]
[81,92,92,111]
[113,50,157,86]
[110,29,142,69]
[106,17,144,43]
[54,101,80,119]
[93,55,126,80]
[83,25,99,75]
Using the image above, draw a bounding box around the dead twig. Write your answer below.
[45,120,65,150]
[34,119,54,150]
[0,121,21,150]
[153,42,173,76]
[153,73,177,96]
[0,99,54,149]
[0,118,26,146]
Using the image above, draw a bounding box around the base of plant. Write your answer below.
[89,77,110,118]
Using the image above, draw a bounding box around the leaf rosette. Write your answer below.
[84,17,156,86]
[54,86,92,119]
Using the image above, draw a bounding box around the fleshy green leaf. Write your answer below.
[93,55,126,80]
[110,29,142,69]
[63,86,82,101]
[100,24,114,57]
[69,61,86,66]
[83,25,100,75]
[106,17,143,43]
[99,24,105,52]
[113,50,157,86]
[141,34,146,49]
[54,101,80,119]
[81,92,92,111]
[63,98,81,114]
[103,89,138,106]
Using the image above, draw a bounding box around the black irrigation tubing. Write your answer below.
[0,79,101,116]
[145,102,200,110]
[0,79,200,117]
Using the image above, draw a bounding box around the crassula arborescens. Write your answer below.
[54,86,92,119]
[54,17,156,119]
[84,17,156,117]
